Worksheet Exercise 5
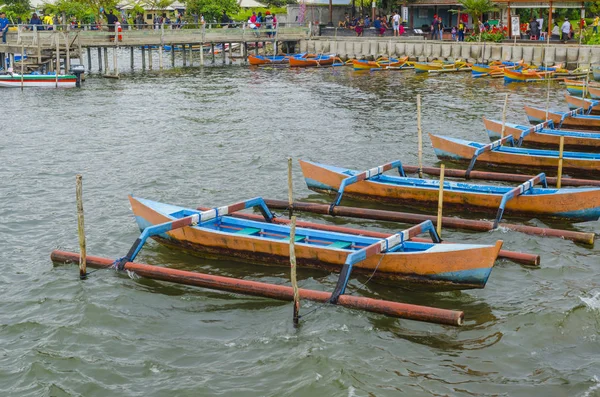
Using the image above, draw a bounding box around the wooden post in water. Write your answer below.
[141,46,146,69]
[76,175,87,279]
[171,44,175,67]
[417,94,423,178]
[20,42,24,91]
[200,42,204,66]
[189,44,193,66]
[255,42,259,55]
[211,43,215,64]
[112,33,118,77]
[288,158,300,325]
[55,35,60,87]
[103,47,108,73]
[130,47,134,70]
[557,136,565,188]
[87,47,92,71]
[436,164,445,237]
[148,47,153,69]
[222,44,226,64]
[229,42,233,65]
[501,93,509,138]
[97,47,102,71]
[159,45,164,70]
[65,31,70,72]
[182,44,187,66]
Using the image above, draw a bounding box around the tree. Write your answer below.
[184,0,238,23]
[1,0,31,21]
[451,0,498,34]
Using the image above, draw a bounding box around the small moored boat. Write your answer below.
[429,133,600,176]
[299,159,600,221]
[565,93,600,115]
[0,73,78,88]
[289,54,341,67]
[248,54,288,65]
[414,60,471,73]
[524,105,600,131]
[127,195,503,290]
[352,56,409,71]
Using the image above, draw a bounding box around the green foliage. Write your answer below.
[1,0,31,21]
[465,31,504,42]
[450,0,498,33]
[230,6,285,21]
[184,0,238,23]
[43,0,95,21]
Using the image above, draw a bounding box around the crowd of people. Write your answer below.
[338,11,405,37]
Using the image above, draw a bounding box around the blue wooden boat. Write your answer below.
[593,65,600,82]
[430,133,600,176]
[300,159,600,222]
[483,117,600,151]
[124,196,503,291]
[524,105,600,131]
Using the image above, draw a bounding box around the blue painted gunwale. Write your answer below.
[439,135,600,160]
[485,120,600,140]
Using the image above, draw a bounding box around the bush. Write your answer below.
[465,31,505,42]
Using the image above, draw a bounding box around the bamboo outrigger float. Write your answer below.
[483,118,600,151]
[299,160,600,223]
[124,196,503,290]
[51,251,465,326]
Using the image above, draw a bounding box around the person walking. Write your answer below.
[0,12,9,43]
[594,15,599,34]
[561,17,571,42]
[392,11,400,37]
[437,16,443,40]
[458,20,465,41]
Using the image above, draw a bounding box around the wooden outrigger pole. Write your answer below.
[401,165,600,187]
[50,250,465,326]
[264,200,595,245]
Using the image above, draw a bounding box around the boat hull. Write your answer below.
[504,68,553,83]
[289,56,334,67]
[565,93,600,115]
[248,54,287,66]
[0,74,77,88]
[299,160,600,221]
[524,105,600,131]
[129,196,502,289]
[430,133,600,176]
[483,117,600,151]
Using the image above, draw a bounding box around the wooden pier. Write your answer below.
[0,24,310,73]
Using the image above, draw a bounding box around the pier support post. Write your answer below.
[97,47,102,71]
[183,43,187,66]
[211,43,215,64]
[141,46,146,69]
[65,32,71,72]
[103,47,108,73]
[130,47,134,70]
[200,42,204,66]
[222,44,226,64]
[148,47,152,69]
[244,42,248,64]
[87,47,92,71]
[189,44,193,66]
[229,42,232,65]
[159,45,163,70]
[171,44,175,67]
[255,42,259,55]
[76,175,87,279]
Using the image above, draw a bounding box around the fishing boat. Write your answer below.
[429,133,600,176]
[524,105,600,131]
[289,54,341,67]
[127,195,503,289]
[483,117,600,151]
[593,65,600,81]
[0,72,78,88]
[503,68,556,83]
[352,56,409,71]
[248,54,288,65]
[299,159,600,221]
[565,93,600,115]
[564,79,600,98]
[414,60,471,73]
[471,60,524,78]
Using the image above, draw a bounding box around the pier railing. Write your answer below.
[3,23,311,49]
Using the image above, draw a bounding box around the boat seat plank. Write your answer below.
[329,241,352,249]
[236,227,261,235]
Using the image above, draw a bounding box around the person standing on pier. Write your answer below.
[392,10,400,37]
[0,12,8,43]
[103,8,119,34]
[561,17,571,42]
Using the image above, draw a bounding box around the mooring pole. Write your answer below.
[103,47,108,73]
[557,136,565,188]
[200,42,204,66]
[55,34,60,87]
[436,164,445,237]
[171,44,175,67]
[65,31,71,72]
[97,47,102,71]
[211,43,215,64]
[182,44,187,66]
[222,44,226,64]
[130,47,134,70]
[148,47,153,69]
[229,42,233,65]
[20,42,24,91]
[87,47,92,71]
[288,157,300,324]
[76,175,87,279]
[501,93,509,138]
[141,46,146,69]
[417,94,423,178]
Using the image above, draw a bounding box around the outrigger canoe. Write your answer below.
[471,60,524,78]
[503,68,556,83]
[430,133,600,176]
[565,93,600,115]
[299,159,600,221]
[0,73,77,88]
[414,60,471,74]
[248,54,287,65]
[352,56,409,71]
[289,54,341,67]
[127,195,502,290]
[524,105,600,131]
[563,79,600,97]
[483,117,600,151]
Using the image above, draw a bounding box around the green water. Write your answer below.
[1,60,599,396]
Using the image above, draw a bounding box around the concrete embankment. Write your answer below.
[299,38,600,68]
